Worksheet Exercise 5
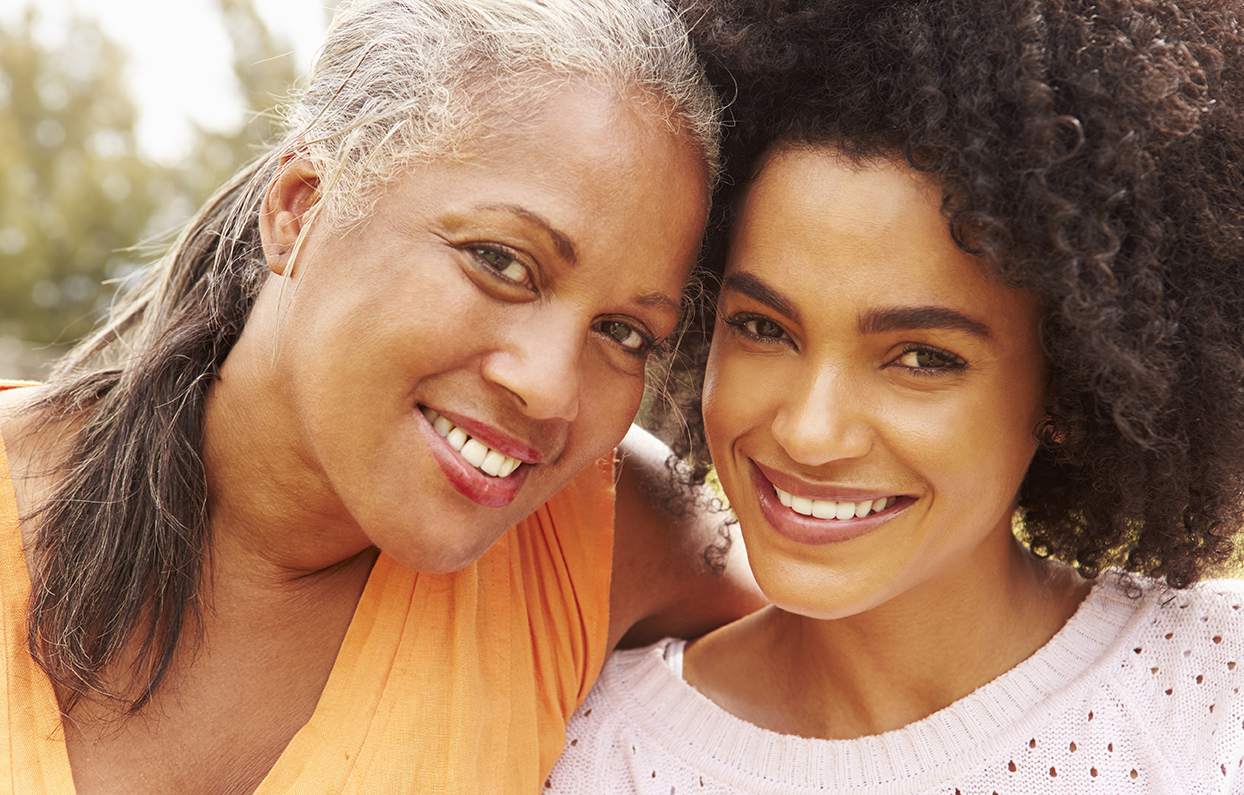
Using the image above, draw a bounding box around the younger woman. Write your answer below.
[549,0,1244,791]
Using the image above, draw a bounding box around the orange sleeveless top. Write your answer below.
[0,387,615,793]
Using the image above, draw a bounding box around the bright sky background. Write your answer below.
[1,0,333,163]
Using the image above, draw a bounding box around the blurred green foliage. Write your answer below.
[0,0,305,377]
[171,0,302,208]
[0,10,154,354]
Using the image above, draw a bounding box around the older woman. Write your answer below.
[0,1,762,792]
[549,0,1244,792]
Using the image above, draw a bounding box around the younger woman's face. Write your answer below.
[704,147,1048,619]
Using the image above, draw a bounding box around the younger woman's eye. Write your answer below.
[725,312,788,342]
[595,320,654,356]
[893,344,967,373]
[472,246,532,288]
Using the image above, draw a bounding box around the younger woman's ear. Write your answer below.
[259,157,321,276]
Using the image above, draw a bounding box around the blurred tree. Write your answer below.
[0,9,156,355]
[169,0,301,210]
[0,0,317,378]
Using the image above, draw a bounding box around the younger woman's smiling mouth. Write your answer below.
[749,462,911,547]
[771,486,897,520]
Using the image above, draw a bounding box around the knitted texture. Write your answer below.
[547,576,1244,794]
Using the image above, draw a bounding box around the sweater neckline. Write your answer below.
[612,576,1149,790]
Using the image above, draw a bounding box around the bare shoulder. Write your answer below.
[608,425,766,651]
[615,426,722,552]
[0,382,44,421]
[0,384,64,539]
[0,383,49,473]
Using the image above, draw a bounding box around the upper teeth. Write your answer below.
[421,408,522,478]
[773,486,894,519]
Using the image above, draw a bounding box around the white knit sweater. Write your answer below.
[547,576,1244,794]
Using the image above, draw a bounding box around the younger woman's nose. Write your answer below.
[770,368,873,465]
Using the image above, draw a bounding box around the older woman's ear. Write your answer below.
[259,158,321,276]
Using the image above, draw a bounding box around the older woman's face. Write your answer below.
[704,147,1047,619]
[253,82,709,572]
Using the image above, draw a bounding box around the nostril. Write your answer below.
[483,361,581,421]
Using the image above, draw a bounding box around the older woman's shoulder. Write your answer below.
[0,382,45,471]
[0,383,69,541]
[0,380,42,414]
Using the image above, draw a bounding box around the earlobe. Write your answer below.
[259,157,321,276]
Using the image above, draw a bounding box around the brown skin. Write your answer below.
[684,147,1088,741]
[609,425,759,653]
[0,81,763,795]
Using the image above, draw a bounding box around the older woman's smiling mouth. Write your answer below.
[416,406,542,508]
[421,407,524,478]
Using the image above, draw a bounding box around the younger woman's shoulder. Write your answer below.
[1153,576,1244,649]
[1105,574,1244,697]
[1126,574,1244,623]
[1101,573,1244,638]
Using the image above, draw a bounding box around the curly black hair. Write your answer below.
[651,0,1244,587]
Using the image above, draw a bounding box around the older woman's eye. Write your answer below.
[473,246,532,287]
[595,320,652,356]
[894,344,967,372]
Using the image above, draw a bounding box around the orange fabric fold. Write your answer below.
[0,382,615,793]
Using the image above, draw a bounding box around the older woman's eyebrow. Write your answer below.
[635,291,680,314]
[858,306,993,339]
[721,271,801,324]
[478,203,578,264]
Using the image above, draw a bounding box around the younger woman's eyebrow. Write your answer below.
[722,271,992,339]
[721,271,801,323]
[858,306,993,339]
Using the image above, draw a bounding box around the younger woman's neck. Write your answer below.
[684,540,1091,741]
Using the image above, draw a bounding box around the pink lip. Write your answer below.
[424,406,543,463]
[416,409,531,508]
[752,461,895,503]
[749,461,910,546]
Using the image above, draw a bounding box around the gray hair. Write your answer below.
[289,0,721,227]
[28,0,719,715]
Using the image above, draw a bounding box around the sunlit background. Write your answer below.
[0,0,333,379]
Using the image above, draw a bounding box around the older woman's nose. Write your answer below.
[770,367,873,466]
[482,313,583,422]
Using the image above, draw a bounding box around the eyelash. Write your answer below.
[595,320,663,359]
[469,244,534,290]
[466,244,662,360]
[891,343,968,375]
[725,313,967,374]
[724,312,788,344]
